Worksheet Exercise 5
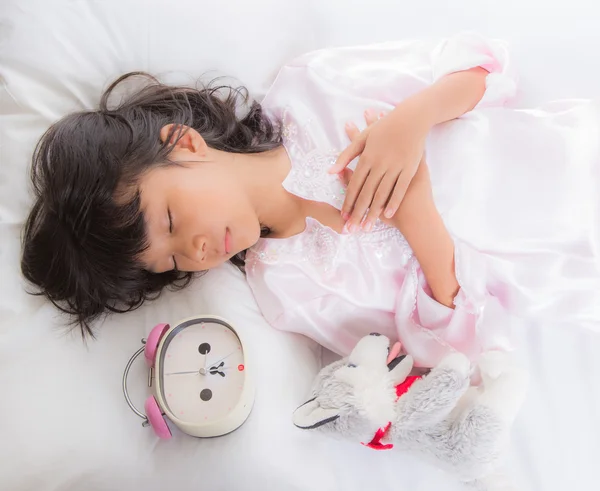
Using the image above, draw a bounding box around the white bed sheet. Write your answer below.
[1,1,600,490]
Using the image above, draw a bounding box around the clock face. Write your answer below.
[157,319,246,424]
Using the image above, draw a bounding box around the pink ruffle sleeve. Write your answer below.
[431,32,517,108]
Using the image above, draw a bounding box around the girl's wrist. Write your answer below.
[390,95,436,135]
[384,177,434,230]
[393,66,488,131]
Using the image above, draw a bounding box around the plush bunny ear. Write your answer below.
[293,398,340,430]
[389,355,414,385]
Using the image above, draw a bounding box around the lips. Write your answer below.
[224,228,231,255]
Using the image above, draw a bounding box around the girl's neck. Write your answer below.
[231,146,305,237]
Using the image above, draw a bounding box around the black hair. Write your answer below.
[21,72,281,337]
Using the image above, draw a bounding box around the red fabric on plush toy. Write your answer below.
[395,375,422,399]
[362,375,422,450]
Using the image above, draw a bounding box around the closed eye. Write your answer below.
[168,208,174,234]
[168,208,178,271]
[347,363,357,368]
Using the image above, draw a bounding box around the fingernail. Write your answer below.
[384,208,394,219]
[342,212,350,221]
[363,220,373,232]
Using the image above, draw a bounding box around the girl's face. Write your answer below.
[137,127,262,273]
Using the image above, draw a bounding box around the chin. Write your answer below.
[246,227,263,249]
[228,222,261,256]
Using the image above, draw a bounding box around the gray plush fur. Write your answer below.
[293,334,529,490]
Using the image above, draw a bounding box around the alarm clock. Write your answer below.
[122,315,255,439]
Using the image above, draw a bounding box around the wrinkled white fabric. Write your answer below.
[245,32,600,367]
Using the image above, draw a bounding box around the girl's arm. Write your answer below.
[383,157,459,308]
[398,66,488,128]
[333,67,488,230]
[383,69,487,306]
[343,113,459,308]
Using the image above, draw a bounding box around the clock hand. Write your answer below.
[166,370,199,376]
[198,347,210,376]
[208,350,237,370]
[209,361,225,371]
[199,354,208,376]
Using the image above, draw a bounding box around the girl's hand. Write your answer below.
[341,111,433,227]
[330,104,431,232]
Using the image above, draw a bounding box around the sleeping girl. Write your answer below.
[21,32,600,366]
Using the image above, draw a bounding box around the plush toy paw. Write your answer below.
[478,350,513,380]
[437,352,471,375]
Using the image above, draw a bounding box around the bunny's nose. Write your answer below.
[369,332,381,336]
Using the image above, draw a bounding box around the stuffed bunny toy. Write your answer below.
[293,333,528,490]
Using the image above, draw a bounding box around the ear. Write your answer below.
[389,355,414,385]
[160,124,208,156]
[293,398,340,430]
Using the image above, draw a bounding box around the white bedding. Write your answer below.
[1,1,600,490]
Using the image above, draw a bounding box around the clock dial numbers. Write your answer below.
[160,321,246,423]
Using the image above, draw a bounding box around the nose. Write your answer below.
[369,332,381,336]
[191,235,208,262]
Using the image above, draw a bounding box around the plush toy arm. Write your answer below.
[394,353,471,429]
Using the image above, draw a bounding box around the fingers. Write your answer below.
[384,172,412,219]
[330,108,386,174]
[344,121,361,141]
[347,170,385,230]
[341,161,371,221]
[328,134,366,174]
[338,167,354,187]
[364,109,380,126]
[361,174,398,230]
[343,109,388,227]
[336,108,391,224]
